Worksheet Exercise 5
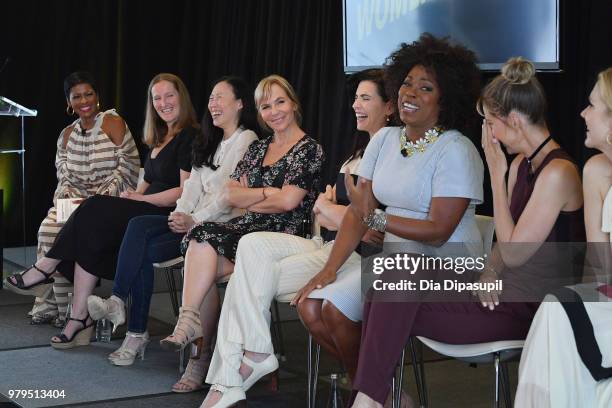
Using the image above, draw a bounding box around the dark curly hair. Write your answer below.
[383,33,481,134]
[193,76,258,169]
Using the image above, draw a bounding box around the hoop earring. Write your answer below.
[607,133,612,145]
[66,105,74,116]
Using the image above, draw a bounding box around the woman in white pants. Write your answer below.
[514,67,612,407]
[200,69,394,407]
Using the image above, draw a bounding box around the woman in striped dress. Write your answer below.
[30,71,140,327]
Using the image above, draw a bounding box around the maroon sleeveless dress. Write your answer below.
[504,148,586,302]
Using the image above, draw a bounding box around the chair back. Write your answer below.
[475,214,495,257]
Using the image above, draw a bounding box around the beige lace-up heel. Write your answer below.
[160,306,204,356]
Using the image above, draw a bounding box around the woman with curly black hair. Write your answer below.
[292,33,485,407]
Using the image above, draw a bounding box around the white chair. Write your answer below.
[393,214,523,408]
[404,337,524,408]
[475,214,495,257]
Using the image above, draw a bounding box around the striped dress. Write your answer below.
[31,109,140,323]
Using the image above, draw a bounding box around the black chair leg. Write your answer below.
[272,299,286,361]
[409,337,428,407]
[395,348,406,408]
[500,361,512,408]
[163,266,180,317]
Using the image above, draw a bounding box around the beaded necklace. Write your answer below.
[399,126,444,157]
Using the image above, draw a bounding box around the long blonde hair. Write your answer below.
[142,73,198,148]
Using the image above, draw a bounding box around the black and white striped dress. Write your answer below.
[31,109,140,320]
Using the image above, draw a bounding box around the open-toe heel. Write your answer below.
[172,353,211,393]
[50,315,94,350]
[160,306,203,352]
[4,264,55,297]
[108,331,150,366]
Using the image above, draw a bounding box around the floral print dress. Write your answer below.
[181,135,324,262]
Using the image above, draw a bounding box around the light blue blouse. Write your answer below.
[358,126,484,256]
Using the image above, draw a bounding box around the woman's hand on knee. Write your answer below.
[291,268,336,306]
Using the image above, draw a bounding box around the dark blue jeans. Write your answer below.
[112,215,183,333]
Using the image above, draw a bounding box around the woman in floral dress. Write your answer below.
[159,76,324,387]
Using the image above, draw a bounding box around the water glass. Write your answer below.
[96,318,112,343]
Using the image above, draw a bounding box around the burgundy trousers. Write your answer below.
[351,298,537,404]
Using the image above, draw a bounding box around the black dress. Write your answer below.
[181,135,324,262]
[46,127,196,281]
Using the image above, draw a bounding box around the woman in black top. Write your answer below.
[5,73,198,349]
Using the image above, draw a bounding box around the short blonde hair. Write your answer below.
[597,67,612,113]
[143,73,198,148]
[254,75,302,131]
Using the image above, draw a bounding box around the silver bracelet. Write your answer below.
[363,209,387,233]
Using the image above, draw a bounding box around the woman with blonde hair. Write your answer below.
[5,73,198,349]
[159,74,323,407]
[85,76,258,373]
[515,67,612,408]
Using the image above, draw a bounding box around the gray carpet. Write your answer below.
[0,304,59,349]
[0,289,32,307]
[0,306,174,351]
[0,337,190,407]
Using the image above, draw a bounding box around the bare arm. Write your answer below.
[121,170,190,207]
[313,185,349,230]
[494,162,581,266]
[385,197,470,245]
[583,154,610,242]
[482,123,582,266]
[247,184,308,213]
[582,154,612,282]
[94,115,141,195]
[225,179,266,208]
[292,176,376,304]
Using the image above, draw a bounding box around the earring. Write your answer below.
[66,105,74,116]
[607,133,612,145]
[385,115,390,123]
[96,100,100,110]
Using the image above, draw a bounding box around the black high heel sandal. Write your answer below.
[4,264,55,297]
[50,315,95,350]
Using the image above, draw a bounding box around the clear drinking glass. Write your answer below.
[96,318,112,343]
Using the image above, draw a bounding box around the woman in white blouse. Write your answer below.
[86,77,258,377]
[514,67,612,408]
